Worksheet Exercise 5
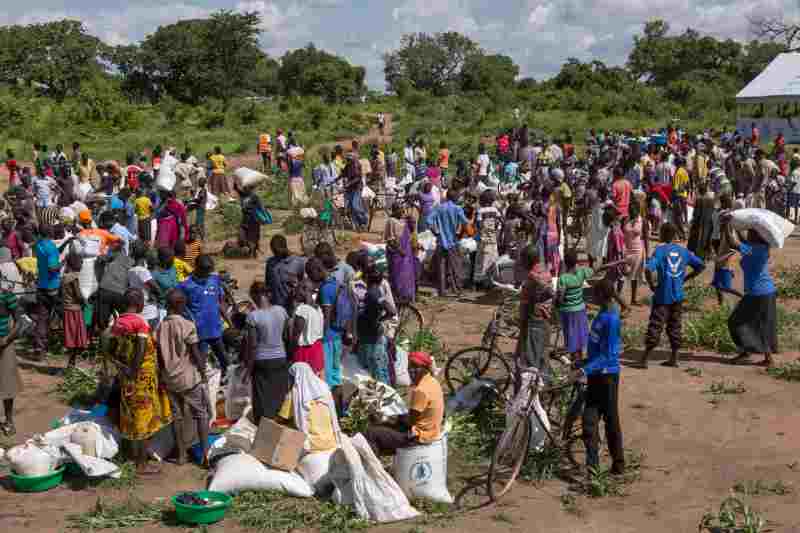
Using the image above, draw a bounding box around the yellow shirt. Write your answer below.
[134,196,152,219]
[278,396,337,452]
[210,154,226,175]
[173,258,193,282]
[410,373,444,444]
[672,167,689,198]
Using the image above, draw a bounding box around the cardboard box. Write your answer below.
[251,417,305,471]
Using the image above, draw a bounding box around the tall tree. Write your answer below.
[0,20,103,100]
[279,44,365,101]
[383,32,481,95]
[750,13,800,51]
[459,53,519,93]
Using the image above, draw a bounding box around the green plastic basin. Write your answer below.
[10,466,66,492]
[171,491,232,525]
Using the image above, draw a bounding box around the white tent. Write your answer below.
[736,53,800,103]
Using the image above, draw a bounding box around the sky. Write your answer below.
[2,0,798,89]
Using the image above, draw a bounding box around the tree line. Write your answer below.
[0,11,365,104]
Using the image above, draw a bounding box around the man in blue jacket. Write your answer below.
[572,278,624,476]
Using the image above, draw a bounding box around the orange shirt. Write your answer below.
[410,373,444,444]
[437,148,450,169]
[78,228,120,255]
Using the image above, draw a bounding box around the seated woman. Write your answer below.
[277,362,341,453]
[364,351,444,456]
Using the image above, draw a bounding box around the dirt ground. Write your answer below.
[3,211,800,533]
[4,119,800,532]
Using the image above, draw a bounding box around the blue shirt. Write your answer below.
[582,307,621,376]
[110,223,135,256]
[740,242,775,296]
[319,276,339,339]
[178,274,223,340]
[35,238,61,290]
[109,195,124,210]
[430,201,468,250]
[645,243,704,305]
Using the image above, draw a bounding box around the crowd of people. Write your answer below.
[0,118,788,479]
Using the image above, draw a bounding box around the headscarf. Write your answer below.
[79,209,92,224]
[409,351,433,368]
[288,362,342,447]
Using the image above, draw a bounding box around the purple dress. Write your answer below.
[387,217,417,303]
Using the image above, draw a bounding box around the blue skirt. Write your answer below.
[712,267,734,290]
[560,309,589,354]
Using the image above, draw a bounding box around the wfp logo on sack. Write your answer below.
[409,460,433,484]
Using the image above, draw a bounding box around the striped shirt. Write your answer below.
[0,290,18,337]
[184,241,202,269]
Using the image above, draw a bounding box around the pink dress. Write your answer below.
[623,217,645,281]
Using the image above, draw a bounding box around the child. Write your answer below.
[192,178,208,237]
[571,278,625,476]
[517,243,554,372]
[62,252,89,368]
[184,226,203,270]
[475,190,501,290]
[356,264,396,384]
[557,250,624,362]
[290,261,326,378]
[712,198,738,306]
[5,149,18,187]
[173,241,194,282]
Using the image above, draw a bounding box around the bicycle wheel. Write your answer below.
[393,303,424,347]
[444,346,512,395]
[488,413,531,501]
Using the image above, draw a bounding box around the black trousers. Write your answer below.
[645,301,683,352]
[96,289,127,333]
[582,374,624,473]
[364,424,415,456]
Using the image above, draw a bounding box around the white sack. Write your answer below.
[234,167,267,188]
[205,191,219,211]
[225,408,258,452]
[44,421,119,460]
[330,434,419,523]
[296,450,336,495]
[394,346,411,387]
[446,378,494,415]
[206,363,222,427]
[208,453,313,497]
[393,433,453,504]
[730,208,795,249]
[62,442,120,478]
[156,165,176,192]
[507,368,551,452]
[6,442,60,476]
[458,238,477,253]
[224,365,252,422]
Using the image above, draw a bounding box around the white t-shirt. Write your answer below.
[294,303,323,346]
[477,154,490,176]
[128,266,158,321]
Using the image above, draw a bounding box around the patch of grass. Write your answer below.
[560,492,584,517]
[733,479,793,497]
[67,496,165,530]
[684,305,738,353]
[684,282,716,310]
[53,366,98,406]
[685,367,704,377]
[699,496,768,533]
[231,490,369,533]
[96,460,138,490]
[412,499,456,527]
[582,449,644,498]
[706,379,747,396]
[621,323,646,348]
[775,266,800,299]
[766,361,800,382]
[282,213,305,235]
[520,445,563,484]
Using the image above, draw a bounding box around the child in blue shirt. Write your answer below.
[572,278,624,476]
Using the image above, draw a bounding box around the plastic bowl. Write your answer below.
[10,466,66,492]
[172,491,232,525]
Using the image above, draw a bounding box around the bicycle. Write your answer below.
[443,266,569,400]
[487,369,587,501]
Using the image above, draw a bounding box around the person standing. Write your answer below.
[62,253,89,368]
[429,188,468,297]
[721,230,778,367]
[264,235,306,312]
[107,288,172,475]
[383,204,417,303]
[356,265,396,385]
[178,255,229,378]
[155,288,209,466]
[623,200,649,306]
[637,223,705,368]
[96,239,133,333]
[32,225,62,360]
[570,278,625,476]
[258,132,272,173]
[611,167,632,220]
[209,146,230,200]
[671,157,690,239]
[0,271,21,436]
[242,281,290,424]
